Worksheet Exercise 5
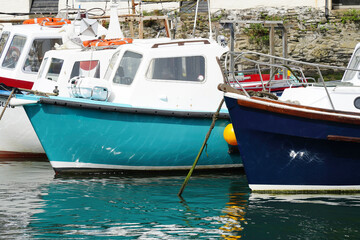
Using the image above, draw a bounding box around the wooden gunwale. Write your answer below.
[236,96,360,125]
[327,135,360,143]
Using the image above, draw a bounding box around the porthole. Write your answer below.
[354,97,360,109]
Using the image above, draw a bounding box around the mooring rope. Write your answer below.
[0,88,15,121]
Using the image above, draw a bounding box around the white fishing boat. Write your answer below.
[0,11,109,90]
[13,37,245,173]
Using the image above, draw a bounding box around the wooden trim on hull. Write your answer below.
[327,135,360,143]
[236,96,360,125]
[0,151,47,160]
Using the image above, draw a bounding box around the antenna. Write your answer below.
[192,0,199,37]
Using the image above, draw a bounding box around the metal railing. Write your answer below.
[222,51,360,110]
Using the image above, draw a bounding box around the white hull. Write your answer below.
[249,184,360,193]
[50,161,243,171]
[0,102,44,155]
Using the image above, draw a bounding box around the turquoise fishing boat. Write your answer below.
[15,39,242,173]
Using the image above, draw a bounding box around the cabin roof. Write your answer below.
[121,38,227,58]
[2,24,63,38]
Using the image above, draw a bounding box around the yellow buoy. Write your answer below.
[223,123,237,146]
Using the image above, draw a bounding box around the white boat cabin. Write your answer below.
[0,17,109,89]
[279,43,360,113]
[0,24,63,88]
[32,47,118,96]
[74,39,228,112]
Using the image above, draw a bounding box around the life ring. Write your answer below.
[23,17,51,25]
[41,18,71,27]
[83,38,133,48]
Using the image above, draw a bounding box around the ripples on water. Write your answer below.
[0,160,359,239]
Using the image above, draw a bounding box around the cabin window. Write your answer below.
[104,51,120,81]
[45,58,64,82]
[38,57,48,79]
[23,38,62,73]
[113,51,142,85]
[354,97,360,110]
[146,56,205,82]
[343,47,360,81]
[2,35,26,69]
[70,60,100,79]
[0,32,10,59]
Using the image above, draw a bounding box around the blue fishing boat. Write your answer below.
[221,50,360,193]
[15,39,242,173]
[224,93,360,192]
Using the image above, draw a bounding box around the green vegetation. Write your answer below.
[307,71,345,82]
[259,11,286,22]
[243,23,269,46]
[341,9,360,24]
[318,25,328,32]
[211,10,225,22]
[142,9,164,16]
[319,71,345,81]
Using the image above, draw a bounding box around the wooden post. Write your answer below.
[130,0,136,38]
[269,24,275,79]
[230,23,235,75]
[131,0,136,14]
[282,26,288,80]
[164,17,170,38]
[139,18,144,39]
[129,20,135,38]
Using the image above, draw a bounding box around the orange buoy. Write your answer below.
[223,123,237,146]
[83,38,133,47]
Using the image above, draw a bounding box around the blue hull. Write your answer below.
[224,95,360,192]
[23,97,242,173]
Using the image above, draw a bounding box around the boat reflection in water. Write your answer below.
[27,174,250,239]
[1,160,360,239]
[219,192,249,239]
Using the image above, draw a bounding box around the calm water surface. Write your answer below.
[0,160,360,239]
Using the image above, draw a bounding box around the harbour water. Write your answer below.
[1,160,360,239]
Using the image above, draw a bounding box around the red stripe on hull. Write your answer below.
[0,76,34,89]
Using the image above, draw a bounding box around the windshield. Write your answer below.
[23,38,62,73]
[2,35,26,69]
[343,47,360,81]
[0,32,10,59]
[104,51,120,81]
[113,51,142,85]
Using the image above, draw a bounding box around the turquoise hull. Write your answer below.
[23,97,242,173]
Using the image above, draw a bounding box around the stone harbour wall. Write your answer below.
[215,7,360,68]
[122,7,360,75]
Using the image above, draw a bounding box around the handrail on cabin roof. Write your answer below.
[151,39,210,48]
